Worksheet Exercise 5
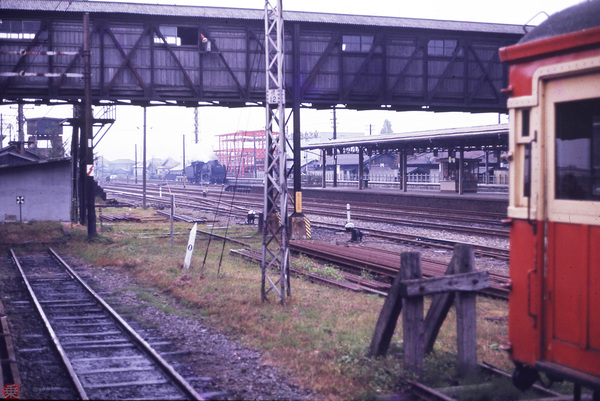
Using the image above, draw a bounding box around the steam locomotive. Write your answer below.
[191,160,227,184]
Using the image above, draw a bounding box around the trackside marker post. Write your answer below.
[347,203,351,224]
[183,223,197,269]
[170,194,175,248]
[16,196,24,222]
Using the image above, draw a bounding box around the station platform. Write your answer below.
[300,186,509,215]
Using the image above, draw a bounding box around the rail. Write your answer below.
[10,248,206,400]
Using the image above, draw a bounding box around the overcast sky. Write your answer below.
[0,0,584,163]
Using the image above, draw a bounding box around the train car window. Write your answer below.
[555,98,600,200]
[521,109,530,137]
[523,143,532,198]
[521,109,532,197]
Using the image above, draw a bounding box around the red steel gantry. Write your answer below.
[215,130,266,179]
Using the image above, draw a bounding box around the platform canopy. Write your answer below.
[302,124,508,153]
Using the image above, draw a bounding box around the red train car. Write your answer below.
[499,1,600,396]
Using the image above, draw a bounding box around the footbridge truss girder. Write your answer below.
[0,1,523,112]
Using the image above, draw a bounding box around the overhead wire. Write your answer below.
[202,33,265,274]
[216,134,248,276]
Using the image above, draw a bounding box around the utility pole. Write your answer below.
[143,106,147,209]
[83,12,96,239]
[135,144,138,184]
[17,104,24,152]
[182,134,186,188]
[262,0,290,305]
[194,107,199,144]
[332,107,338,187]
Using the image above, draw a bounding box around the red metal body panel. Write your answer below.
[545,222,600,376]
[502,2,600,390]
[510,220,600,378]
[508,220,542,365]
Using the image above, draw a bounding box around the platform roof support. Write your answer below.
[321,149,327,188]
[458,147,465,195]
[400,148,407,193]
[358,148,365,190]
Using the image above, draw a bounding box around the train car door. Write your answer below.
[542,70,600,377]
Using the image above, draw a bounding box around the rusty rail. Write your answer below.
[289,240,509,300]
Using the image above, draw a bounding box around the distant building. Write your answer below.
[306,148,507,186]
[0,143,47,166]
[0,158,71,222]
[321,153,396,182]
[215,130,265,179]
[26,117,65,158]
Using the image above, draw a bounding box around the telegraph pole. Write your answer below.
[142,106,147,209]
[135,144,138,184]
[332,107,338,187]
[194,107,199,144]
[83,12,96,238]
[17,104,24,152]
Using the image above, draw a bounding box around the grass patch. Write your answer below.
[296,255,347,281]
[1,217,530,400]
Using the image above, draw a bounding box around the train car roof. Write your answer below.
[500,1,600,63]
[519,1,600,44]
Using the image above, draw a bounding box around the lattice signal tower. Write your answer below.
[262,0,291,305]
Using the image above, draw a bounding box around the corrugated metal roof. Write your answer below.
[302,124,509,149]
[0,0,525,35]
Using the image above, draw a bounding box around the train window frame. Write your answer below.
[509,107,538,216]
[544,72,600,225]
[554,98,600,201]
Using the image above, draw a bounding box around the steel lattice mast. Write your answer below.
[262,0,291,305]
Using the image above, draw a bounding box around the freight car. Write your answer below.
[191,160,227,184]
[499,2,600,397]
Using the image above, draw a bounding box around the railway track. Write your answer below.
[10,248,209,400]
[311,221,509,260]
[102,183,510,240]
[231,240,508,300]
[289,240,510,300]
[406,362,565,401]
[159,184,509,237]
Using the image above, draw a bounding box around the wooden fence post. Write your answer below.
[369,244,487,380]
[368,266,404,357]
[455,244,477,376]
[402,252,424,378]
[424,255,456,354]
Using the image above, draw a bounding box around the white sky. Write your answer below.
[0,0,584,163]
